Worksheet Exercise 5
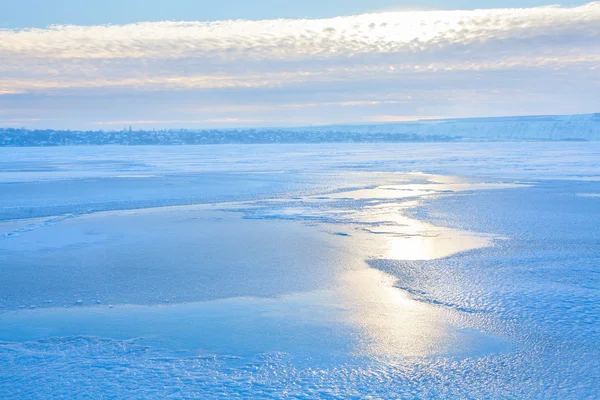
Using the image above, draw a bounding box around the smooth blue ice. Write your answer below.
[0,143,599,399]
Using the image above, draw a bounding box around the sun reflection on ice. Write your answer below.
[330,175,517,357]
[351,202,495,261]
[338,267,452,358]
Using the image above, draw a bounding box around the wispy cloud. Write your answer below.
[181,99,414,114]
[1,2,599,128]
[92,118,258,125]
[370,115,443,122]
[0,118,43,126]
[1,2,599,93]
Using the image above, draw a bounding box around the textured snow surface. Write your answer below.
[0,336,567,399]
[1,143,599,399]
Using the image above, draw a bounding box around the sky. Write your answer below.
[0,1,599,129]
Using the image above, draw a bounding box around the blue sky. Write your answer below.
[0,1,599,129]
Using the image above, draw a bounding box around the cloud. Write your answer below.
[369,115,443,122]
[181,99,413,114]
[92,118,257,125]
[1,3,599,128]
[1,2,599,95]
[0,117,43,126]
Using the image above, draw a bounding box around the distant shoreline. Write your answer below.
[2,113,598,146]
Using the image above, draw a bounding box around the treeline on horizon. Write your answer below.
[0,128,460,146]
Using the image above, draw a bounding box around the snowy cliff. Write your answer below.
[303,113,600,141]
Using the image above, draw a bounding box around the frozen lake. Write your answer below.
[1,143,599,398]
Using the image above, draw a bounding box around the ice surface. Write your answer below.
[1,143,599,398]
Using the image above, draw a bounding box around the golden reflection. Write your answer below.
[337,267,451,358]
[326,188,433,200]
[383,233,487,261]
[323,181,526,200]
[350,202,494,261]
[330,175,506,357]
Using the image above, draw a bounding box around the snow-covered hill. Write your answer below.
[1,113,599,146]
[303,113,600,141]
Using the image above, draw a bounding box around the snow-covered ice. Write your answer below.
[0,143,599,398]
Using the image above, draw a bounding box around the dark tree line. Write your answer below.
[0,128,459,146]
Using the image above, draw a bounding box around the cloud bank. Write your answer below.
[1,2,599,128]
